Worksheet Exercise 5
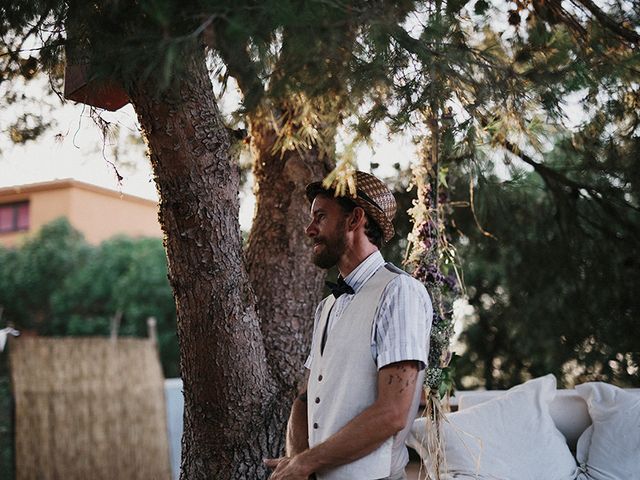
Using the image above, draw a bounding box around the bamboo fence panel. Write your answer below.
[10,337,171,480]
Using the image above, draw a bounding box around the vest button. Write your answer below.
[318,375,323,381]
[313,423,319,429]
[315,397,320,404]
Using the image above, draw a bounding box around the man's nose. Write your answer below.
[305,221,317,237]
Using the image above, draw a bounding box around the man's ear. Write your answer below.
[347,207,366,231]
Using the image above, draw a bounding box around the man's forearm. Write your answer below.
[267,401,403,479]
[295,398,404,475]
[286,393,309,457]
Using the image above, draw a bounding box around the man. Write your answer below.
[265,171,432,480]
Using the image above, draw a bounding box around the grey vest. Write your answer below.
[307,266,406,480]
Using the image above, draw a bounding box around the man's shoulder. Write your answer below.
[382,264,430,297]
[383,262,409,277]
[317,293,339,311]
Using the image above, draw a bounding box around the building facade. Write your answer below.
[0,179,162,247]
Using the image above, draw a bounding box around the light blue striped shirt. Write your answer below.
[305,251,432,370]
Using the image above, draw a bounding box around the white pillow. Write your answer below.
[575,382,640,480]
[408,375,578,480]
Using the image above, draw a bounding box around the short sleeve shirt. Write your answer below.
[304,251,432,370]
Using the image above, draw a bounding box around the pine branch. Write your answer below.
[533,0,587,39]
[388,24,442,60]
[0,13,49,71]
[501,139,640,238]
[574,0,640,44]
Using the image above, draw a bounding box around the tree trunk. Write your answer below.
[128,46,282,479]
[244,109,332,453]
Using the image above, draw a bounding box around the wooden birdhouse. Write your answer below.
[63,63,130,112]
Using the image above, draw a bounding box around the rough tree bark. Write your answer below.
[245,110,330,389]
[128,45,329,478]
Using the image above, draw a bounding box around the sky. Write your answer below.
[1,102,157,197]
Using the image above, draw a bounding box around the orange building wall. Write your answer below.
[66,186,162,245]
[0,180,162,248]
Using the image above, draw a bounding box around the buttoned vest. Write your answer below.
[307,265,399,480]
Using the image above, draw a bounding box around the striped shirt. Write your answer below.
[305,251,432,370]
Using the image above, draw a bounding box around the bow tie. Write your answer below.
[326,278,355,298]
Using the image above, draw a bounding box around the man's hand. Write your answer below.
[264,456,310,480]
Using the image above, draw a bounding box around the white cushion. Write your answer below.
[408,375,578,480]
[575,382,640,480]
[456,388,591,450]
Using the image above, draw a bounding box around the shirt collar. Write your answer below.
[344,251,385,294]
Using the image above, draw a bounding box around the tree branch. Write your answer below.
[501,139,640,238]
[574,0,640,44]
[534,0,587,39]
[388,24,442,61]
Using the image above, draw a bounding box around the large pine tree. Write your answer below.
[2,0,638,477]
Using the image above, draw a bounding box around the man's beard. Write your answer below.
[311,225,347,269]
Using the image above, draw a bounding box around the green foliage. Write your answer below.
[0,219,179,376]
[0,355,13,480]
[0,218,90,332]
[451,154,640,389]
[443,1,640,390]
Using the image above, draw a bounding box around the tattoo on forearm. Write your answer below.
[386,364,417,394]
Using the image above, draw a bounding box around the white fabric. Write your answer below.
[408,375,578,480]
[0,327,20,352]
[575,382,640,480]
[305,251,432,370]
[456,388,591,450]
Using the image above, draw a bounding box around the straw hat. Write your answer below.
[305,171,397,243]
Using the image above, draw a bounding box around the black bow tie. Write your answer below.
[326,277,354,298]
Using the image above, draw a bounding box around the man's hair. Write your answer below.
[332,194,384,248]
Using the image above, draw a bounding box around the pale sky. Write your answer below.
[0,102,157,197]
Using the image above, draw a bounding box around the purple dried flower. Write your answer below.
[444,274,458,290]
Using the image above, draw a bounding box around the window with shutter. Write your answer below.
[0,201,30,233]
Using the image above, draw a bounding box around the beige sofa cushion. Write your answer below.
[575,383,640,480]
[457,387,591,451]
[408,375,578,480]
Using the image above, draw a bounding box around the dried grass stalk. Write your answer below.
[9,337,171,480]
